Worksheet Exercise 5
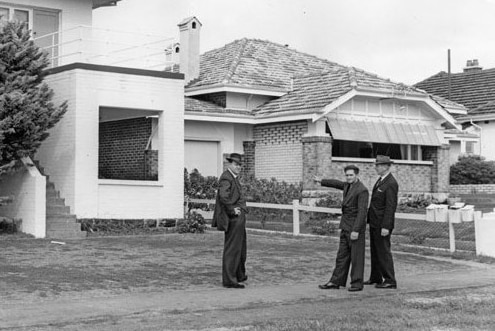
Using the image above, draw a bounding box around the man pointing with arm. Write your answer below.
[313,165,369,292]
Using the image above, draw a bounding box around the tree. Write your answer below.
[450,155,495,184]
[0,21,67,176]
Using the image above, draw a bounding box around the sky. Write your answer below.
[93,0,495,85]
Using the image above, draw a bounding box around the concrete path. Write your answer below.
[1,255,494,330]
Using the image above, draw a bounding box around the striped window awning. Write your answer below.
[326,117,442,146]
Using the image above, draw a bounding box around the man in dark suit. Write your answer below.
[313,165,369,292]
[365,155,399,289]
[212,153,248,289]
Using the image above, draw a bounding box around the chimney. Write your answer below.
[177,17,202,84]
[463,59,483,73]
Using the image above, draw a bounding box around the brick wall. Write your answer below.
[254,121,307,183]
[193,92,226,108]
[450,184,495,194]
[424,145,450,193]
[328,160,432,194]
[242,140,255,177]
[99,117,152,180]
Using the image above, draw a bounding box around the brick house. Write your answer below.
[0,0,184,238]
[416,59,494,161]
[176,17,464,201]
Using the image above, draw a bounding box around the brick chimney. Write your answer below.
[463,59,483,73]
[177,17,201,84]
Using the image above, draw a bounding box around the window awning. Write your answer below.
[326,117,442,146]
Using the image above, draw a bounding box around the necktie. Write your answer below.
[374,177,382,190]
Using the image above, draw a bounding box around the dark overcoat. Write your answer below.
[367,174,399,230]
[321,179,369,233]
[212,170,246,232]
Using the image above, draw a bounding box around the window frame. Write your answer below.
[0,5,33,29]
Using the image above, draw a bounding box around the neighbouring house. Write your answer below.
[415,59,495,161]
[171,17,465,202]
[0,0,184,238]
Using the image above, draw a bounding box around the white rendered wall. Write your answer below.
[0,159,46,238]
[39,67,184,219]
[184,120,252,176]
[477,121,495,160]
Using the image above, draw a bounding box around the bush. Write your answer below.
[79,219,177,236]
[397,194,435,213]
[304,194,341,235]
[177,212,206,234]
[450,155,495,184]
[183,170,303,229]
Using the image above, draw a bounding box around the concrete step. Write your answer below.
[47,214,76,222]
[46,205,71,215]
[46,189,60,199]
[46,229,87,239]
[46,222,81,231]
[47,197,66,206]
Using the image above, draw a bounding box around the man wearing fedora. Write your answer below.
[365,155,399,289]
[212,153,248,289]
[313,165,369,292]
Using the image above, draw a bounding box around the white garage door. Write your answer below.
[185,140,220,177]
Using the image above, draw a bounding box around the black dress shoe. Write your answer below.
[348,287,363,292]
[375,283,397,289]
[238,275,248,282]
[223,283,245,289]
[363,280,382,285]
[318,282,340,290]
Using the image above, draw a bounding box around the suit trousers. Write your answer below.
[329,229,365,288]
[369,227,396,285]
[222,213,247,286]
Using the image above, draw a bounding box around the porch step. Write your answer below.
[46,229,87,239]
[34,160,87,240]
[47,205,71,215]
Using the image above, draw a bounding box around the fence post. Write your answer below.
[448,218,456,253]
[292,199,300,236]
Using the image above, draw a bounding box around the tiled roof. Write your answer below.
[186,38,345,90]
[254,67,428,116]
[186,38,463,119]
[415,68,495,114]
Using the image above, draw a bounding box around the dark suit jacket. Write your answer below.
[367,173,399,230]
[212,170,247,232]
[321,179,369,233]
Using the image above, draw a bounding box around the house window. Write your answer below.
[465,141,475,154]
[0,6,31,28]
[332,140,422,161]
[99,108,160,181]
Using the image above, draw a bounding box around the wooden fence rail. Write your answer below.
[185,198,439,243]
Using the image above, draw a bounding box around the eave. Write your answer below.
[185,83,287,97]
[93,0,122,9]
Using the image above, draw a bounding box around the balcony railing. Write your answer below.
[34,25,178,71]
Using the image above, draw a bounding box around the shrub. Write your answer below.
[450,155,495,184]
[304,194,341,235]
[397,194,435,213]
[177,212,206,234]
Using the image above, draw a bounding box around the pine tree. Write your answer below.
[0,21,67,176]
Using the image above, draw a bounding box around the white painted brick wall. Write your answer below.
[39,67,184,219]
[0,162,46,238]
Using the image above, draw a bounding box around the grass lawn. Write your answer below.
[1,231,493,330]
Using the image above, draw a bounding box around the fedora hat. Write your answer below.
[375,155,393,165]
[226,153,242,165]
